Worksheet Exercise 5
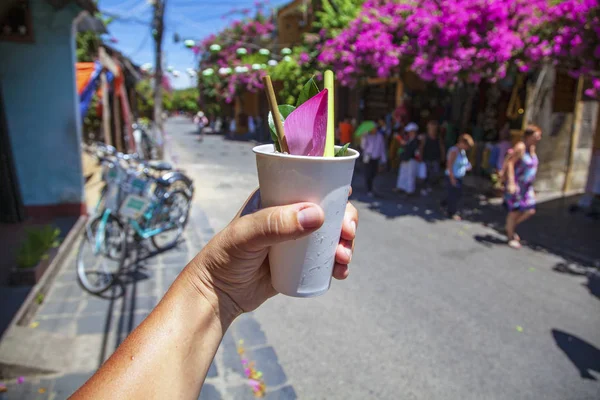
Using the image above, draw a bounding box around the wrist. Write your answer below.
[180,261,242,330]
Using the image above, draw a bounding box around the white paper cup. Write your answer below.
[253,144,359,297]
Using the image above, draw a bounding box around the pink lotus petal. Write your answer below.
[284,89,328,156]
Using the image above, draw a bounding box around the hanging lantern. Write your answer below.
[258,48,270,56]
[184,39,195,48]
[209,44,222,52]
[283,55,292,62]
[261,63,267,69]
[236,47,248,55]
[141,63,153,72]
[234,66,249,73]
[252,64,261,70]
[187,69,197,77]
[219,67,232,75]
[167,65,174,73]
[172,71,180,77]
[281,47,292,55]
[202,68,214,76]
[268,59,278,66]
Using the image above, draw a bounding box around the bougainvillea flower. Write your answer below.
[284,89,328,156]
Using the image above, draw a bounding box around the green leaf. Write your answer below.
[268,104,296,152]
[296,77,319,107]
[335,143,350,157]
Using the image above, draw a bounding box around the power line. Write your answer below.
[102,11,152,26]
[128,31,151,58]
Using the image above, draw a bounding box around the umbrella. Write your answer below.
[354,120,376,138]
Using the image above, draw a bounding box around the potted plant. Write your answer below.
[253,72,359,297]
[10,226,61,286]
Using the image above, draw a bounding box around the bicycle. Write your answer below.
[77,153,192,294]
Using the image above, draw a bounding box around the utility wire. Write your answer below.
[128,31,151,58]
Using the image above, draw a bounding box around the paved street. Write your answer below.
[1,116,598,399]
[165,117,600,400]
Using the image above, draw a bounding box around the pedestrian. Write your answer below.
[503,125,542,249]
[361,126,387,197]
[194,111,208,142]
[70,190,359,399]
[394,122,420,195]
[214,117,223,134]
[445,133,474,220]
[339,117,353,145]
[420,120,445,194]
[229,117,236,135]
[377,118,389,137]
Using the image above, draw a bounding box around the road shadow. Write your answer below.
[552,329,600,381]
[552,262,600,301]
[96,238,186,366]
[351,165,600,267]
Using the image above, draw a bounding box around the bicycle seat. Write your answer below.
[147,161,173,171]
[156,176,171,187]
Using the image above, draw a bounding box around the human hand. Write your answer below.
[184,189,358,324]
[450,176,457,187]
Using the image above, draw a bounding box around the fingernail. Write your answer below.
[298,207,322,229]
[350,220,356,236]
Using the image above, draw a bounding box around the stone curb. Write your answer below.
[1,215,87,338]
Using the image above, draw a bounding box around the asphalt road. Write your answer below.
[166,117,600,400]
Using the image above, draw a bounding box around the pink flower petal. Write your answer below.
[284,89,328,156]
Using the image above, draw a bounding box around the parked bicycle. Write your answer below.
[77,144,193,294]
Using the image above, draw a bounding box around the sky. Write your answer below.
[99,0,289,89]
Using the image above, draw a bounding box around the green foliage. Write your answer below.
[270,1,363,104]
[82,93,101,140]
[268,104,296,151]
[167,88,200,114]
[76,30,100,62]
[16,226,61,269]
[136,79,155,119]
[296,77,319,107]
[313,0,365,38]
[270,52,310,105]
[335,143,350,157]
[198,73,224,116]
[36,293,45,305]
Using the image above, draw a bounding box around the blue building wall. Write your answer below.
[0,0,84,209]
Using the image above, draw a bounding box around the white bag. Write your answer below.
[418,162,427,180]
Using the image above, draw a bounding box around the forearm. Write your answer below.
[72,266,236,400]
[506,162,515,183]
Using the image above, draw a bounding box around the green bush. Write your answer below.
[16,226,61,269]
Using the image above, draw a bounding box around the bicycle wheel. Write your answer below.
[150,190,191,251]
[77,215,127,294]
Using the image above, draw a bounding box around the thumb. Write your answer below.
[231,203,324,252]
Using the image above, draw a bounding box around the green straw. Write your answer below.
[323,70,335,157]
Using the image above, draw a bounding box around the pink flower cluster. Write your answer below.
[319,0,600,96]
[199,13,275,103]
[319,0,549,87]
[525,0,599,97]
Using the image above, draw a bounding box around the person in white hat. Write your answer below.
[394,122,420,195]
[194,111,208,141]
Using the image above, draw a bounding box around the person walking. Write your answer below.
[445,133,474,220]
[361,126,387,197]
[394,122,420,195]
[503,125,542,249]
[339,117,353,145]
[421,120,445,193]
